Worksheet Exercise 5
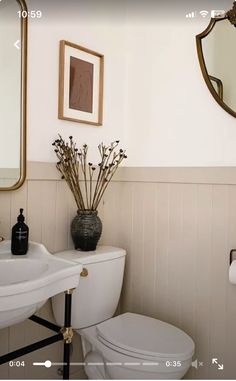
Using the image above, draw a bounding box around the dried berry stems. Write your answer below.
[52,135,127,211]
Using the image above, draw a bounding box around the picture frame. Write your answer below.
[58,40,104,126]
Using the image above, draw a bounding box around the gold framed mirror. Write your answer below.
[0,0,27,190]
[196,2,236,118]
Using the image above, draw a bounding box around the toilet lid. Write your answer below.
[96,313,194,361]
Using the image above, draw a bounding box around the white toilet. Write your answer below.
[52,246,194,379]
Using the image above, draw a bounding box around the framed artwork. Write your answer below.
[58,40,104,126]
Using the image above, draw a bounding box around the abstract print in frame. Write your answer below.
[58,40,104,125]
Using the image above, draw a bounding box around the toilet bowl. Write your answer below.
[80,313,194,380]
[52,246,194,379]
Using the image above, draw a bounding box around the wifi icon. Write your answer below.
[200,10,209,18]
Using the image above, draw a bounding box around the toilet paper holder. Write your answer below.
[230,249,236,265]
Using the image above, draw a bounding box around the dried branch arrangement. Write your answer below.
[52,135,127,210]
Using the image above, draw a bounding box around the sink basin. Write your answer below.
[0,241,82,329]
[0,259,48,286]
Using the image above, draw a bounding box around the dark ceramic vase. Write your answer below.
[71,210,102,251]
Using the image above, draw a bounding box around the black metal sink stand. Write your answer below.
[0,288,74,380]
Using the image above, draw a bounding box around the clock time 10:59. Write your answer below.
[17,10,42,18]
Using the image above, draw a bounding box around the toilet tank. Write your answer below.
[52,246,126,329]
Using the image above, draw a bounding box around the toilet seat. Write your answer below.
[80,314,194,377]
[96,313,194,362]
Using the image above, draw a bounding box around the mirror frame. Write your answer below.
[196,17,236,118]
[0,0,28,191]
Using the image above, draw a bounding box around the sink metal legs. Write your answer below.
[0,289,74,380]
[61,289,74,379]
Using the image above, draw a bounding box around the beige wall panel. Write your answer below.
[0,328,9,379]
[128,182,146,313]
[40,181,57,253]
[209,186,228,379]
[179,185,198,326]
[8,321,26,379]
[116,182,134,312]
[166,183,183,326]
[140,183,157,316]
[54,181,71,253]
[97,200,105,245]
[7,184,29,380]
[179,185,198,380]
[23,303,59,379]
[26,162,236,185]
[66,189,77,250]
[194,185,212,379]
[0,364,8,378]
[24,301,64,379]
[70,332,87,378]
[70,367,87,379]
[2,164,236,379]
[0,192,11,240]
[10,183,27,228]
[27,181,43,242]
[153,183,169,322]
[225,186,236,378]
[180,184,197,336]
[101,182,124,247]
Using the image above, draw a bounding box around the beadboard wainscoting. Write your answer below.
[1,163,236,379]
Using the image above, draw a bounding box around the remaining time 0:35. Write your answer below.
[165,360,182,367]
[17,10,42,18]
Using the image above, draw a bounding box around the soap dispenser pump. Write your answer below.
[11,208,29,255]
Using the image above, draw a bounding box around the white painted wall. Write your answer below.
[27,1,236,166]
[124,20,236,166]
[27,0,127,165]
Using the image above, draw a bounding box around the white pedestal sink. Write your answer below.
[0,241,82,329]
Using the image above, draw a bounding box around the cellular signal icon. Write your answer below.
[200,10,209,18]
[186,11,196,18]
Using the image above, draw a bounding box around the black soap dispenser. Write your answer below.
[11,208,29,255]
